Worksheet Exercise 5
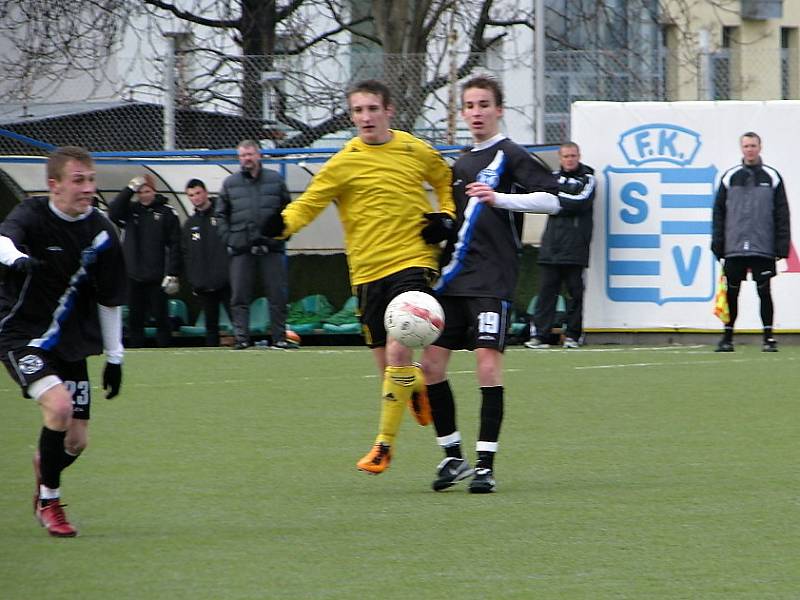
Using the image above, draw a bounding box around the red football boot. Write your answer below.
[36,502,78,538]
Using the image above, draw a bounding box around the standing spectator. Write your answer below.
[182,178,231,347]
[525,141,595,349]
[263,79,455,474]
[216,140,292,350]
[108,173,181,348]
[422,75,562,493]
[711,131,791,352]
[0,146,127,537]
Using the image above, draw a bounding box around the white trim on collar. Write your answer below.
[49,199,92,222]
[471,133,507,152]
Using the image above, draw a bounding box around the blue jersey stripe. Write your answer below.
[29,231,112,350]
[436,199,482,292]
[436,149,508,293]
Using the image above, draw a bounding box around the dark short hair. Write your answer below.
[47,146,93,181]
[346,79,392,109]
[186,178,206,190]
[560,141,580,153]
[741,131,761,144]
[461,75,504,107]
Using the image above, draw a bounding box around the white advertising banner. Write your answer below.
[573,101,800,330]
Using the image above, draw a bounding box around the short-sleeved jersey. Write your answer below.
[0,197,127,361]
[281,130,455,286]
[435,137,558,300]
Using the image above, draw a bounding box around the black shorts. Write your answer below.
[356,267,438,348]
[434,296,512,352]
[1,347,92,419]
[724,257,776,285]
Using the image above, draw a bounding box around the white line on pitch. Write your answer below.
[576,356,797,370]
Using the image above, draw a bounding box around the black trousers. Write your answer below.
[197,287,231,347]
[533,264,585,341]
[128,279,170,348]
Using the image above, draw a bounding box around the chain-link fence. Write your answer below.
[703,47,797,102]
[0,47,793,156]
[0,50,491,155]
[543,48,669,144]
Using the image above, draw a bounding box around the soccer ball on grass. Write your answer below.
[384,290,445,349]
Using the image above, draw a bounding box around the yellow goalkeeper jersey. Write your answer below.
[282,130,455,286]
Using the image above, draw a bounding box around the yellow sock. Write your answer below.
[376,365,416,446]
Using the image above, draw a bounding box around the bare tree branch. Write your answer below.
[0,0,703,149]
[142,0,238,28]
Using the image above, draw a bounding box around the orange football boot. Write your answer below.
[356,442,392,474]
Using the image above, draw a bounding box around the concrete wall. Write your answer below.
[664,0,800,101]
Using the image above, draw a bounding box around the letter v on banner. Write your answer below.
[672,245,702,286]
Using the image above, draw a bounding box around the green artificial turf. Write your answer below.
[1,343,798,599]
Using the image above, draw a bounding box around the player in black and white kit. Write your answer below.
[421,75,563,493]
[0,146,127,537]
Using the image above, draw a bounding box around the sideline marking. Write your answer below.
[511,345,706,353]
[576,356,798,370]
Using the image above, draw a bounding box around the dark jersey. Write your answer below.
[435,138,558,300]
[182,203,230,292]
[0,197,127,361]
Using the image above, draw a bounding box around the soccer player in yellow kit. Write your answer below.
[263,79,455,474]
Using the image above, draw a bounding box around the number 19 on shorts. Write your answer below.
[478,311,500,334]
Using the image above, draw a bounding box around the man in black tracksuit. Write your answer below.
[711,131,791,352]
[109,174,181,348]
[216,140,292,349]
[182,178,230,347]
[527,142,595,349]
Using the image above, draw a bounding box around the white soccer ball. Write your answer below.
[384,290,445,349]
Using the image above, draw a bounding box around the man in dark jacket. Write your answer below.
[526,141,595,349]
[216,140,292,349]
[182,178,230,347]
[109,173,181,348]
[711,131,791,353]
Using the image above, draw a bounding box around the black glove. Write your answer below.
[263,212,286,238]
[421,212,455,244]
[11,256,43,274]
[102,362,122,399]
[558,178,584,196]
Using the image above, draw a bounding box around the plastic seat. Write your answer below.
[510,294,567,338]
[179,304,233,337]
[180,311,207,337]
[218,305,233,333]
[524,295,568,337]
[145,298,189,337]
[556,294,567,314]
[286,294,335,334]
[322,296,361,334]
[510,295,537,337]
[249,297,271,334]
[168,299,189,326]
